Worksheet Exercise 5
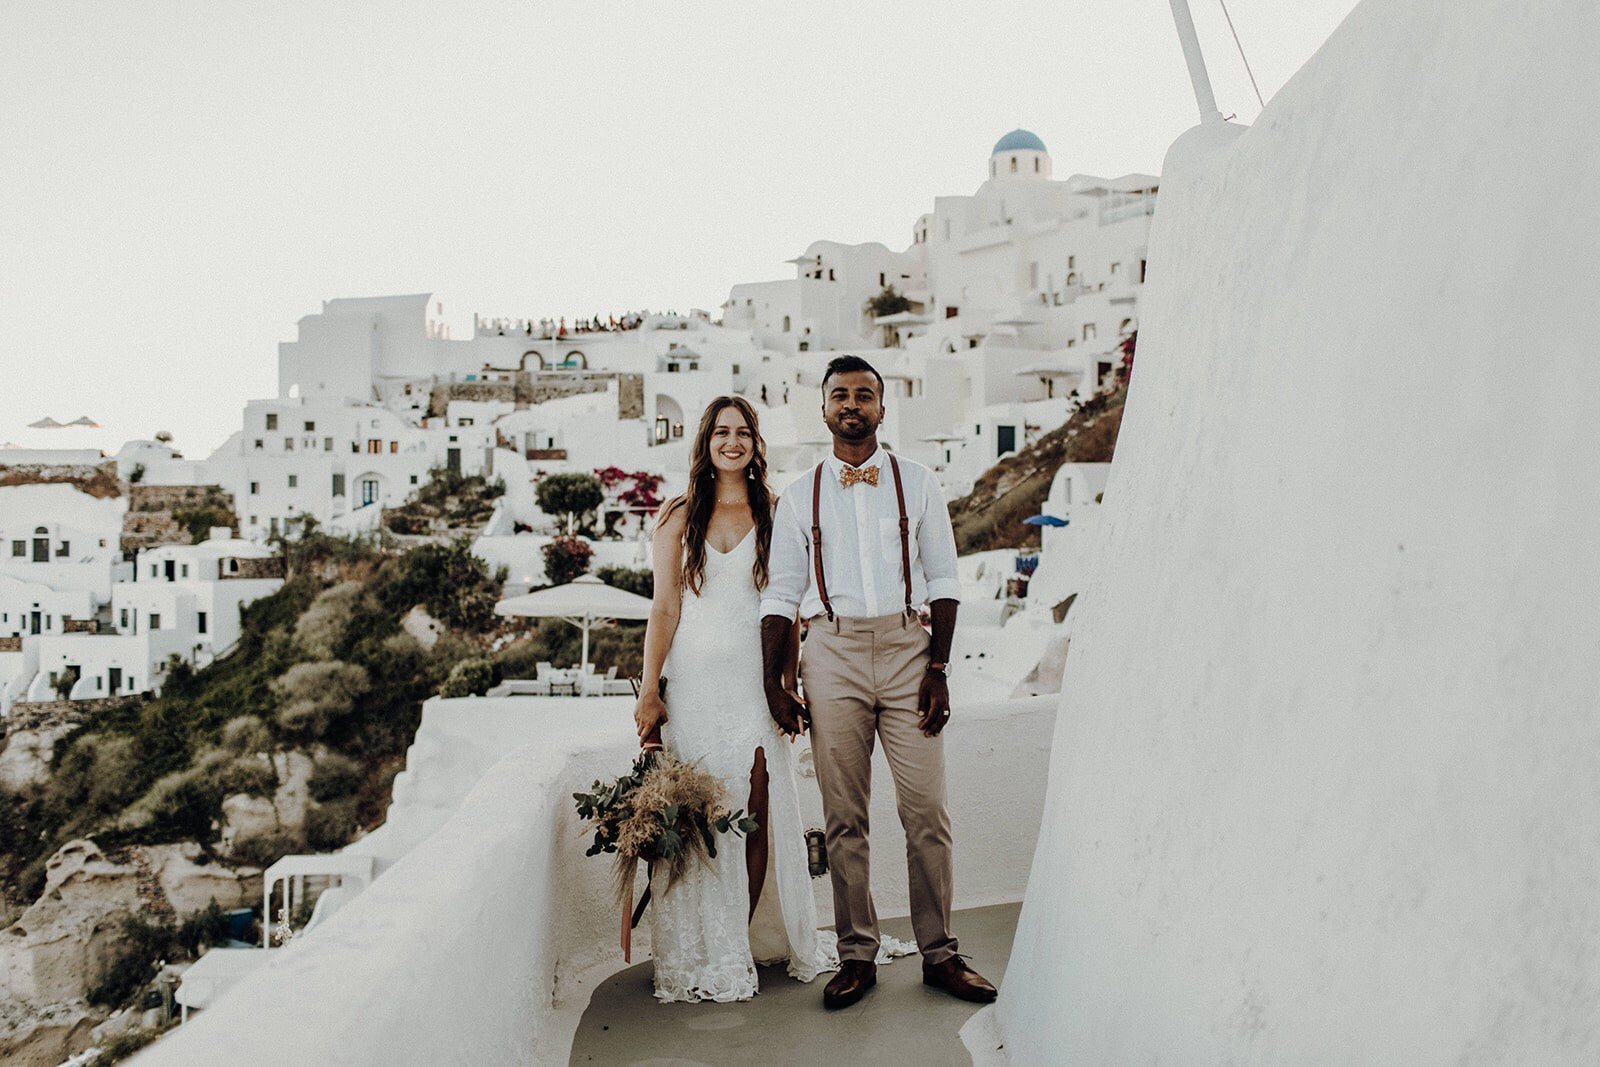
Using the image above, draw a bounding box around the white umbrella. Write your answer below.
[493,573,654,676]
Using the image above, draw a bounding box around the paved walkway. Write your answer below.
[571,901,1019,1066]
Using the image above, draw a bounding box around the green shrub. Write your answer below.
[87,913,176,1006]
[596,565,653,599]
[378,539,501,631]
[219,715,271,756]
[229,831,302,869]
[543,535,592,585]
[308,754,362,802]
[439,657,495,698]
[177,898,230,955]
[171,503,236,544]
[293,581,371,659]
[271,661,371,740]
[304,797,358,851]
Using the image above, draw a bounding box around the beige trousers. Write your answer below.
[800,611,957,965]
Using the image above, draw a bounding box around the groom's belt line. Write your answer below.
[805,611,922,634]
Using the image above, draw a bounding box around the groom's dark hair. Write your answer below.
[821,354,884,397]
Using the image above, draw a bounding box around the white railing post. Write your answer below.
[1168,0,1227,124]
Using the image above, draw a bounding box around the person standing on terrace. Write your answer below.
[760,355,998,1010]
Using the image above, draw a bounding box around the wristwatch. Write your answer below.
[925,662,948,676]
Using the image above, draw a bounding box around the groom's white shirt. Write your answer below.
[760,447,962,620]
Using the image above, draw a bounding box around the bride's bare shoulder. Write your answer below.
[653,496,688,540]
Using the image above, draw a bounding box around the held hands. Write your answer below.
[916,672,952,737]
[765,682,809,739]
[634,688,668,744]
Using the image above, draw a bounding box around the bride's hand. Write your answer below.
[635,689,668,741]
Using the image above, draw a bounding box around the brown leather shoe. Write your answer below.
[822,959,877,1010]
[922,955,997,1003]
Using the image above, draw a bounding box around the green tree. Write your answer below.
[865,285,913,318]
[536,473,603,534]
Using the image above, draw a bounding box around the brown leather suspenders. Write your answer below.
[810,455,914,621]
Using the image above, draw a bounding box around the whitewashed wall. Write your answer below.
[994,1,1600,1061]
[141,692,1055,1064]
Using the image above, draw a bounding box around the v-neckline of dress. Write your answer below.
[707,526,754,557]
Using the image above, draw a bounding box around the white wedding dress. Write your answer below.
[652,528,837,1002]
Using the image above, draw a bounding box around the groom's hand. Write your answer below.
[765,682,808,738]
[917,672,951,737]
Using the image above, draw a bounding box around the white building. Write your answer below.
[0,484,126,626]
[723,130,1154,492]
[23,530,281,705]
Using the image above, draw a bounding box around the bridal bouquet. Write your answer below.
[573,750,759,901]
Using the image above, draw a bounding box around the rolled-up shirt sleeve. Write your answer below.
[918,470,962,604]
[761,488,809,618]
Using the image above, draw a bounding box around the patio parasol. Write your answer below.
[493,573,654,675]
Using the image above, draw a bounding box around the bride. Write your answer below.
[633,395,836,1002]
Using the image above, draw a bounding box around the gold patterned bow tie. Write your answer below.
[839,464,880,488]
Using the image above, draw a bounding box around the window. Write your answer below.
[351,442,360,453]
[1110,262,1121,275]
[1140,259,1148,283]
[689,361,699,371]
[389,441,398,453]
[409,474,418,485]
[284,437,294,451]
[731,363,740,375]
[1083,323,1097,341]
[150,564,158,577]
[180,563,189,577]
[266,413,278,430]
[324,437,334,451]
[149,613,161,630]
[1068,255,1075,269]
[782,316,791,332]
[332,474,345,497]
[361,479,379,506]
[11,541,24,557]
[827,269,835,280]
[1034,157,1040,173]
[1066,272,1077,286]
[249,481,259,495]
[56,541,69,557]
[367,439,381,454]
[197,611,207,634]
[254,439,264,450]
[667,362,679,372]
[287,474,298,488]
[879,273,885,286]
[1010,156,1018,173]
[249,515,257,525]
[1029,262,1038,289]
[304,420,315,432]
[269,518,279,536]
[120,608,129,629]
[457,417,473,426]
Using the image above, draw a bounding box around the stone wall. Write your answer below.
[5,698,115,734]
[0,462,122,499]
[122,485,235,553]
[616,373,643,419]
[218,556,284,580]
[0,637,20,652]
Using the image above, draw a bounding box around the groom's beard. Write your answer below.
[826,412,879,441]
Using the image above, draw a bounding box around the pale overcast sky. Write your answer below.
[2,0,1359,455]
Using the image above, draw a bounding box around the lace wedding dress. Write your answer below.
[652,528,837,1002]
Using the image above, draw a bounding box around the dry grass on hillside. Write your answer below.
[947,385,1125,555]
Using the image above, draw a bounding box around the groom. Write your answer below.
[759,355,997,1010]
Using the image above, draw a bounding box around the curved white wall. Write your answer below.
[142,693,1056,1063]
[996,1,1600,1061]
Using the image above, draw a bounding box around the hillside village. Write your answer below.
[0,130,1139,1062]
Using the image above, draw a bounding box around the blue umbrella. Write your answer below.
[1023,514,1069,527]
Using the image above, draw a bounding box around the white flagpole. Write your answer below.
[1168,0,1227,124]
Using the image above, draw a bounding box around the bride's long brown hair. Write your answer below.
[662,395,774,595]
